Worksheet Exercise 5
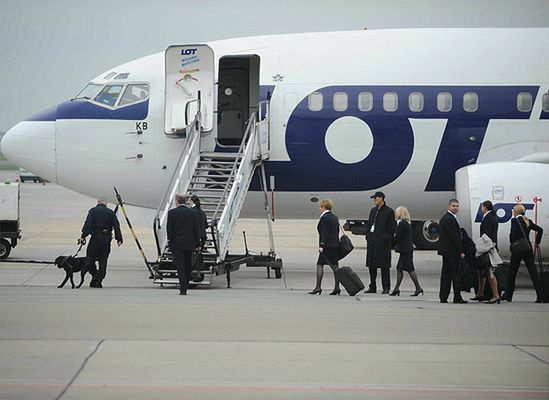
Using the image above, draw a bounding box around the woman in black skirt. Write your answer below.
[389,206,423,296]
[309,199,341,295]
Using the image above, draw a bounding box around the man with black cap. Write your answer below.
[365,191,396,294]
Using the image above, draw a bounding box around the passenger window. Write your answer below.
[358,92,373,111]
[383,92,398,112]
[463,92,478,112]
[516,92,532,112]
[119,84,150,107]
[333,92,348,112]
[544,93,549,112]
[94,85,123,107]
[308,92,323,111]
[409,92,424,112]
[437,92,452,112]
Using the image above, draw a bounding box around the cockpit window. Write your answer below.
[94,85,123,107]
[118,84,150,107]
[74,83,102,100]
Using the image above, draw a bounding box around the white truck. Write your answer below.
[0,182,21,259]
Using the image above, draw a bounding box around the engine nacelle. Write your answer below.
[456,162,549,261]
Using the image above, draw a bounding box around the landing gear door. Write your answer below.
[165,45,214,134]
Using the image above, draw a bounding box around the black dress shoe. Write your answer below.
[535,298,543,303]
[179,291,187,295]
[440,300,448,303]
[308,288,322,295]
[500,292,513,302]
[329,289,341,295]
[364,288,376,294]
[389,289,400,296]
[381,289,390,294]
[453,298,468,304]
[411,289,424,297]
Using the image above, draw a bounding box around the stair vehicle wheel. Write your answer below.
[0,239,11,259]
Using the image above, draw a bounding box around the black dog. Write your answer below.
[55,256,97,289]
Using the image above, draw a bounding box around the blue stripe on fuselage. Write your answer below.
[249,85,539,193]
[25,99,149,121]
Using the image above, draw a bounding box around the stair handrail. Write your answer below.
[210,100,270,260]
[153,97,202,257]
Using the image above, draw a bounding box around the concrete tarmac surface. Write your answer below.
[1,180,548,400]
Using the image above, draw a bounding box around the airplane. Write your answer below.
[2,28,548,272]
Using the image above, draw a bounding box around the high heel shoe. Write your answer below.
[470,294,485,302]
[411,289,424,297]
[329,289,341,295]
[485,297,501,304]
[308,288,322,295]
[389,289,400,296]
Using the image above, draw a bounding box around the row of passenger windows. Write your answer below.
[307,91,549,113]
[75,83,150,108]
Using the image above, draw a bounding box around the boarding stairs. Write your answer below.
[152,99,279,287]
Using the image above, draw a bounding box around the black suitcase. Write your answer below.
[335,266,365,296]
[536,246,549,303]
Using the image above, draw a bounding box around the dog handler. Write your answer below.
[79,198,123,288]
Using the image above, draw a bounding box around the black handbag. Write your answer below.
[338,234,354,260]
[338,223,354,260]
[510,218,532,255]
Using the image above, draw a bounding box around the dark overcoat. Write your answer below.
[366,204,396,268]
[167,205,200,251]
[81,203,122,260]
[480,210,498,246]
[394,220,413,254]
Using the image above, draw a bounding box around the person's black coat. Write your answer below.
[366,203,396,268]
[81,203,122,260]
[167,205,200,251]
[480,210,498,246]
[437,211,464,257]
[394,220,413,253]
[317,211,339,249]
[510,216,543,246]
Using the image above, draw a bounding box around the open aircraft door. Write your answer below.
[456,162,549,260]
[165,45,214,135]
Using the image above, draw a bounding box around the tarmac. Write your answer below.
[1,176,548,400]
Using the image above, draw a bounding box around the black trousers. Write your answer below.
[506,251,543,299]
[172,247,192,293]
[368,267,391,291]
[439,256,463,302]
[86,235,111,283]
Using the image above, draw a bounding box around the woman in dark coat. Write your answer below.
[501,204,544,303]
[309,199,341,295]
[389,206,423,296]
[190,195,208,249]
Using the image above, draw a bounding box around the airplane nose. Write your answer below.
[1,105,58,183]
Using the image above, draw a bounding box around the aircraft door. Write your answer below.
[217,56,259,146]
[165,45,214,134]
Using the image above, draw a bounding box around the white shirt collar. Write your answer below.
[320,210,330,217]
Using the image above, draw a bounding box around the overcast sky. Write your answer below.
[1,0,548,132]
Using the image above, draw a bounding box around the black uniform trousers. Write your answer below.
[439,256,463,302]
[86,233,111,283]
[368,267,390,291]
[172,247,192,293]
[507,251,543,299]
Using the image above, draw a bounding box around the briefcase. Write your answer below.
[335,266,365,296]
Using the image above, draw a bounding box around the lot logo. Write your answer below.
[180,48,199,67]
[474,202,535,224]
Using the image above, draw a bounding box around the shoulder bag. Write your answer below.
[510,218,532,255]
[338,223,354,260]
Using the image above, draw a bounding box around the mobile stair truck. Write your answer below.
[0,182,21,259]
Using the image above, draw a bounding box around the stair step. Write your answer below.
[200,152,240,159]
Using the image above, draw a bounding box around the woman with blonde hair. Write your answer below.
[389,206,423,296]
[308,199,341,295]
[501,204,544,303]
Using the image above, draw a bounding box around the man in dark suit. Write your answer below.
[438,199,467,303]
[167,193,200,295]
[365,191,396,294]
[79,198,123,288]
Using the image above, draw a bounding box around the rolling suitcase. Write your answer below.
[335,266,365,296]
[536,246,549,303]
